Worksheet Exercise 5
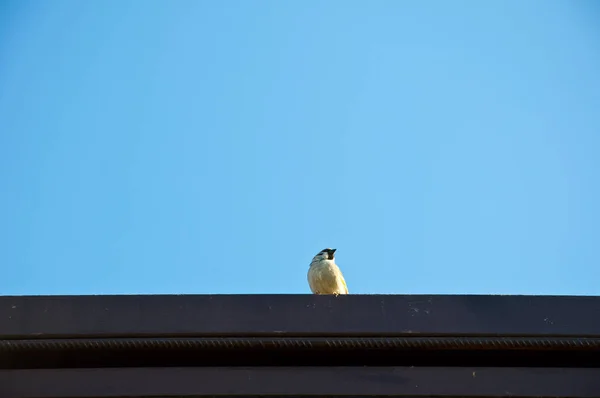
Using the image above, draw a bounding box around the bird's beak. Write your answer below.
[327,248,337,259]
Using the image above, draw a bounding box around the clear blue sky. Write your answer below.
[1,1,599,296]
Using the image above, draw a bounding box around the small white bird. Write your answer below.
[307,248,349,295]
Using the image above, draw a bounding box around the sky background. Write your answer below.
[1,1,599,296]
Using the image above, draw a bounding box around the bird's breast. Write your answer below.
[307,261,346,294]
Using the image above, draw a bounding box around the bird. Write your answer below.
[307,248,349,295]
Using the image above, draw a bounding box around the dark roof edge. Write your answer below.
[1,294,599,338]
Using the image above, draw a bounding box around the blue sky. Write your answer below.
[1,1,599,296]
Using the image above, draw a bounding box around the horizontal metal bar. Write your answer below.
[3,336,600,352]
[1,366,599,397]
[1,294,600,338]
[4,336,599,370]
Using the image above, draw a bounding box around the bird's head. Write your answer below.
[312,248,337,263]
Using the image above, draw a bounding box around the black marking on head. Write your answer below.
[318,248,337,260]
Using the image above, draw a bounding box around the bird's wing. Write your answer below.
[339,271,349,294]
[307,267,320,294]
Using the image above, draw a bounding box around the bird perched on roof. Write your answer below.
[307,248,349,295]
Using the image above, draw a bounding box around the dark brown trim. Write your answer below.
[2,366,599,398]
[2,294,600,338]
[4,336,600,352]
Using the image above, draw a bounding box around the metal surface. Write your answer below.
[2,294,600,338]
[2,294,599,397]
[2,366,599,397]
